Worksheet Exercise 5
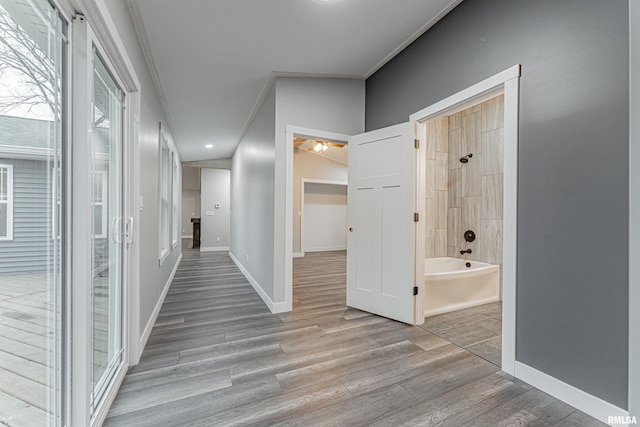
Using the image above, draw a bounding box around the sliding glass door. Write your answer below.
[90,49,124,416]
[0,0,66,425]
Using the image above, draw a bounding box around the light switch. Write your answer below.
[206,211,214,216]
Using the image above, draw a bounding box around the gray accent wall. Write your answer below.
[365,0,629,409]
[629,0,640,417]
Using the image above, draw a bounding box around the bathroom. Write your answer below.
[420,94,505,367]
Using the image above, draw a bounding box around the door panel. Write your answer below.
[91,49,124,414]
[347,122,416,324]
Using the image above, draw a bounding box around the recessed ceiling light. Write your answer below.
[205,144,213,149]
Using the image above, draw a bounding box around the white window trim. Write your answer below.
[171,153,179,250]
[0,164,14,241]
[158,127,170,265]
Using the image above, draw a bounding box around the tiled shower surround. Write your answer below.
[425,95,504,265]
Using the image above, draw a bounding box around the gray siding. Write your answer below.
[365,0,629,409]
[0,157,52,275]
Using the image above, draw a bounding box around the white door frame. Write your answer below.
[71,10,141,427]
[300,178,348,255]
[409,64,521,375]
[285,125,350,312]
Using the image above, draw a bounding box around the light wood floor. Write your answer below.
[104,249,604,426]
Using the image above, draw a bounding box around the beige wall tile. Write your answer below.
[482,174,503,220]
[435,229,447,257]
[481,95,504,133]
[461,103,481,116]
[482,129,504,175]
[481,219,503,265]
[447,246,459,257]
[435,190,448,229]
[425,158,435,199]
[425,120,436,160]
[447,168,462,208]
[449,112,461,131]
[448,128,462,169]
[447,207,461,247]
[425,238,435,258]
[435,117,449,153]
[468,239,481,262]
[462,112,482,155]
[462,196,481,231]
[462,152,482,197]
[425,198,435,239]
[435,152,448,191]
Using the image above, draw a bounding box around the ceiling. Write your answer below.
[129,0,461,162]
[294,138,348,166]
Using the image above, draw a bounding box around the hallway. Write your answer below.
[104,250,603,426]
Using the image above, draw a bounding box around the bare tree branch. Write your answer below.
[0,7,59,120]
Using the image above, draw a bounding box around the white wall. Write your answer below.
[102,0,182,355]
[200,168,230,250]
[303,183,347,252]
[273,77,365,302]
[293,150,347,254]
[181,166,200,236]
[230,84,276,301]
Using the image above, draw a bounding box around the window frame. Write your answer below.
[0,164,14,241]
[171,153,179,249]
[158,125,170,264]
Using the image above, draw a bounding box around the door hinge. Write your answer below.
[414,212,419,222]
[413,286,418,296]
[414,139,420,149]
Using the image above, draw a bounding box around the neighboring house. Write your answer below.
[0,115,110,276]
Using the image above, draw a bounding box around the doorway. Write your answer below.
[418,94,505,367]
[284,126,350,311]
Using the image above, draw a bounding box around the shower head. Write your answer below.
[459,153,473,164]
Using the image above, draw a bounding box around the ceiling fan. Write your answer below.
[293,137,345,152]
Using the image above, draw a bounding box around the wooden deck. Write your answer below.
[104,249,604,426]
[0,274,55,427]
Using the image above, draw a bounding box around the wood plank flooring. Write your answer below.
[0,274,55,427]
[104,249,604,426]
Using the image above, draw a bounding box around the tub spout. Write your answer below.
[460,249,472,255]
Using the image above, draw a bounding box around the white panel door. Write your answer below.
[347,122,417,324]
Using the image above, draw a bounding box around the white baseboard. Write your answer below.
[304,246,347,252]
[514,361,629,426]
[293,252,305,258]
[200,246,230,252]
[229,251,288,314]
[138,253,182,355]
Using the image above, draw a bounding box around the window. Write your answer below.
[159,129,170,263]
[0,165,13,240]
[172,153,179,248]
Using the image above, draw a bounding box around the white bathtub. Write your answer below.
[423,257,501,317]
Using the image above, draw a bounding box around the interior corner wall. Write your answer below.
[231,84,276,301]
[273,77,365,302]
[365,0,629,409]
[293,151,347,254]
[200,168,230,249]
[103,0,182,348]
